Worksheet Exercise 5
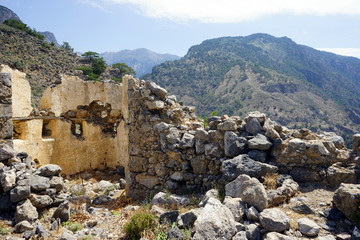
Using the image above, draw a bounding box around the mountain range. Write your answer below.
[143,34,360,146]
[100,48,180,77]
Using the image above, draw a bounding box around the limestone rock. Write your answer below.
[297,218,320,237]
[225,174,268,211]
[245,111,266,125]
[246,206,260,221]
[223,197,246,221]
[248,150,267,162]
[145,100,165,110]
[167,226,186,240]
[246,223,260,240]
[224,131,247,158]
[245,118,263,135]
[263,232,296,240]
[29,194,53,209]
[233,231,248,240]
[204,142,222,158]
[0,169,16,192]
[30,175,50,192]
[218,120,237,131]
[222,154,262,181]
[10,185,31,203]
[195,129,210,141]
[248,134,272,151]
[0,143,16,161]
[53,201,70,222]
[177,208,202,228]
[267,179,299,206]
[259,208,290,232]
[159,210,179,224]
[199,189,219,207]
[14,220,34,233]
[145,80,167,100]
[49,176,65,192]
[195,139,206,154]
[179,133,195,149]
[333,183,360,221]
[36,164,62,177]
[15,199,38,223]
[60,229,76,240]
[193,198,236,240]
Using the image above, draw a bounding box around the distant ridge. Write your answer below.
[100,48,180,76]
[0,5,21,23]
[143,33,360,146]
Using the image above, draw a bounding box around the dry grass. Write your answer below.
[263,173,280,190]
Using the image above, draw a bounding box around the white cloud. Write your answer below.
[95,0,360,23]
[317,48,360,59]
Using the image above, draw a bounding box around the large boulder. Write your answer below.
[145,80,167,100]
[193,198,236,240]
[259,208,290,232]
[10,185,31,203]
[245,118,263,135]
[177,208,202,228]
[333,183,360,221]
[225,174,268,211]
[222,155,262,181]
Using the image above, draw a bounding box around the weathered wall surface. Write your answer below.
[0,66,12,141]
[1,65,32,117]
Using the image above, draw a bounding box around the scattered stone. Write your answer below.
[177,208,202,228]
[248,150,267,162]
[195,129,210,141]
[337,233,352,240]
[352,226,360,240]
[159,210,179,224]
[53,201,70,222]
[246,223,260,240]
[14,199,38,223]
[233,231,248,240]
[14,220,34,233]
[167,226,186,240]
[263,232,296,240]
[145,80,167,100]
[318,235,336,240]
[146,100,165,110]
[225,174,268,211]
[193,198,236,240]
[49,176,65,192]
[60,229,77,240]
[223,197,246,222]
[92,195,112,205]
[246,206,260,221]
[290,204,315,215]
[297,218,320,237]
[333,183,360,221]
[199,189,219,207]
[259,208,290,232]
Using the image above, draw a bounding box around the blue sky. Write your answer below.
[1,0,360,58]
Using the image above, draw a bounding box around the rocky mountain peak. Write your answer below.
[0,5,21,23]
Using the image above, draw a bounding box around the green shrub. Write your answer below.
[62,221,84,233]
[0,227,9,235]
[4,19,44,40]
[124,210,157,240]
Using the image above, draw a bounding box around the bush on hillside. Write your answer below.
[3,19,44,40]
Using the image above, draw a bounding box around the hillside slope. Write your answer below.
[0,23,84,106]
[101,48,180,76]
[143,34,360,144]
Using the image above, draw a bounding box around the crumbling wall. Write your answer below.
[0,66,12,141]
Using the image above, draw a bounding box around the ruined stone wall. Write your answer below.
[0,66,12,142]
